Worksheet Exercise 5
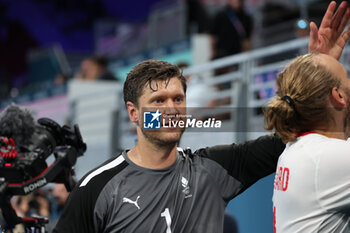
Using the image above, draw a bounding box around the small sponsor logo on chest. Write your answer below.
[181,177,192,198]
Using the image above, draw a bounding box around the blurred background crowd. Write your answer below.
[0,0,329,100]
[0,0,347,232]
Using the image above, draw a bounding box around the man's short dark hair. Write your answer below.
[123,60,187,106]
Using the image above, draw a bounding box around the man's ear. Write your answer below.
[126,101,139,123]
[331,87,346,108]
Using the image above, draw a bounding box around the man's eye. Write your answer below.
[175,97,183,102]
[154,99,163,103]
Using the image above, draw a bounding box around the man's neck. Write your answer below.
[127,141,178,170]
[313,130,347,140]
[311,104,350,140]
[312,121,347,140]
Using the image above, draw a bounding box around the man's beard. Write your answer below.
[140,127,184,148]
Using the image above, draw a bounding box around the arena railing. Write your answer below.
[182,37,310,145]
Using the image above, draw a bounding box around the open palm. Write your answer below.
[308,1,350,60]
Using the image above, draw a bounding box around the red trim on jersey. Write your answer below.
[295,131,321,137]
[273,206,276,233]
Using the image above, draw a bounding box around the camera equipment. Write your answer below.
[0,104,86,232]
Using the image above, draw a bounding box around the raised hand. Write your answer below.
[308,1,350,60]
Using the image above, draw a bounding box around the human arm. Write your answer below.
[308,1,350,60]
[194,134,285,195]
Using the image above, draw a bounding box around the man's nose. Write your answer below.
[164,100,178,114]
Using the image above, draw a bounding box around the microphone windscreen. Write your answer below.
[0,104,37,146]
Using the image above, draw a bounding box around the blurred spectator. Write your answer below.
[185,0,211,34]
[5,186,70,232]
[47,184,70,231]
[52,184,69,217]
[11,191,51,219]
[75,56,118,81]
[210,0,253,60]
[54,73,70,86]
[30,194,50,219]
[11,195,31,218]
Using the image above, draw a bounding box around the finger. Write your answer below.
[336,26,350,54]
[320,1,337,29]
[331,1,348,29]
[337,8,350,34]
[342,25,350,43]
[308,22,319,52]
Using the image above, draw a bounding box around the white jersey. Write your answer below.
[273,133,350,233]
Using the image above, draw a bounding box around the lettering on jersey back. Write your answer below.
[274,167,289,191]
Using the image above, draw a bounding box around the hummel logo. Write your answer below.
[181,177,192,199]
[123,196,141,209]
[181,177,188,187]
